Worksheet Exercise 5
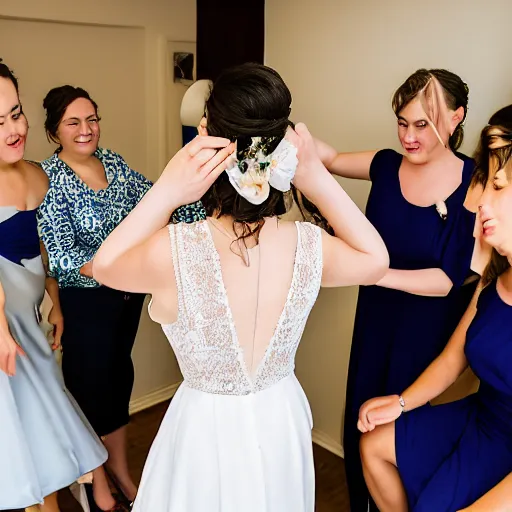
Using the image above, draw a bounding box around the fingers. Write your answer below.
[7,351,16,376]
[201,143,236,184]
[186,135,231,158]
[358,414,375,433]
[284,126,300,146]
[9,344,24,376]
[197,117,208,137]
[194,148,218,165]
[284,123,312,150]
[294,122,312,140]
[359,396,392,432]
[0,353,8,375]
[361,410,375,432]
[358,403,373,432]
[52,322,63,351]
[0,338,24,376]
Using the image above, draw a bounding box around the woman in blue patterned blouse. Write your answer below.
[37,85,204,508]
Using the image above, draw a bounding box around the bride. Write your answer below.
[92,63,389,511]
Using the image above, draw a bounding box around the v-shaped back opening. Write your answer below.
[204,219,301,383]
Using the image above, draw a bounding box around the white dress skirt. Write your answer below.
[133,374,314,512]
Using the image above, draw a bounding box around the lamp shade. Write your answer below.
[180,79,212,127]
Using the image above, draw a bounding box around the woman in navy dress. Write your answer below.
[358,104,512,512]
[315,69,478,511]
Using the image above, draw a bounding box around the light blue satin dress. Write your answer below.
[0,206,107,510]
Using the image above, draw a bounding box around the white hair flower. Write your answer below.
[225,137,298,205]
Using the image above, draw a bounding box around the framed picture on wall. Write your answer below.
[173,52,194,84]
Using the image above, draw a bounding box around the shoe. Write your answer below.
[104,467,135,510]
[84,484,130,512]
[84,484,103,512]
[106,503,131,512]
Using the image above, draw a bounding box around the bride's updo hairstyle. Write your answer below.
[201,63,330,241]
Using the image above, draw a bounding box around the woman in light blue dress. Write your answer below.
[0,60,120,511]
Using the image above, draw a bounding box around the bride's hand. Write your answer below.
[157,135,235,209]
[285,123,328,193]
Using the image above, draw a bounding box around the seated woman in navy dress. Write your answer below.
[358,104,512,512]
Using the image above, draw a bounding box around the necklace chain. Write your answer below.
[207,217,261,377]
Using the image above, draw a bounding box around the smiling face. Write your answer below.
[0,77,28,165]
[56,97,100,157]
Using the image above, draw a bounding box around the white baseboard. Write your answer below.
[312,428,344,458]
[129,381,182,415]
[129,383,344,461]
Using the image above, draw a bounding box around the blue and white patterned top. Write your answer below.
[37,148,206,288]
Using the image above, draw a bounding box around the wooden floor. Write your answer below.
[58,401,349,511]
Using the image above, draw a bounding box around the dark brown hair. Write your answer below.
[0,58,19,93]
[43,85,100,150]
[472,105,512,286]
[392,68,469,151]
[202,62,331,244]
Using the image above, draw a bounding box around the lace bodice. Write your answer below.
[161,220,323,395]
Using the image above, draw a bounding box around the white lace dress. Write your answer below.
[132,220,322,512]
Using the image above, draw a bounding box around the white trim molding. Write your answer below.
[129,381,182,415]
[312,428,344,458]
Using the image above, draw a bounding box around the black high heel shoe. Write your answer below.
[84,484,102,512]
[104,468,135,510]
[84,483,131,511]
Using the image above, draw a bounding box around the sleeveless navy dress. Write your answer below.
[344,149,477,511]
[396,280,512,510]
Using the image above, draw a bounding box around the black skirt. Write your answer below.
[59,286,146,437]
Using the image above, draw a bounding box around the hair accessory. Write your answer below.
[225,136,298,205]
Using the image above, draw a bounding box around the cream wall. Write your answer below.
[0,20,145,166]
[266,0,512,454]
[0,0,196,404]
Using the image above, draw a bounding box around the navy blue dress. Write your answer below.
[396,280,512,511]
[344,149,477,511]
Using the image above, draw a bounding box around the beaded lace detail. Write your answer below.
[161,220,322,395]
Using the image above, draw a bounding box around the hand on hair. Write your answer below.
[158,136,235,209]
[286,123,327,193]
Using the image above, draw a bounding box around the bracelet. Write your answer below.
[398,395,406,413]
